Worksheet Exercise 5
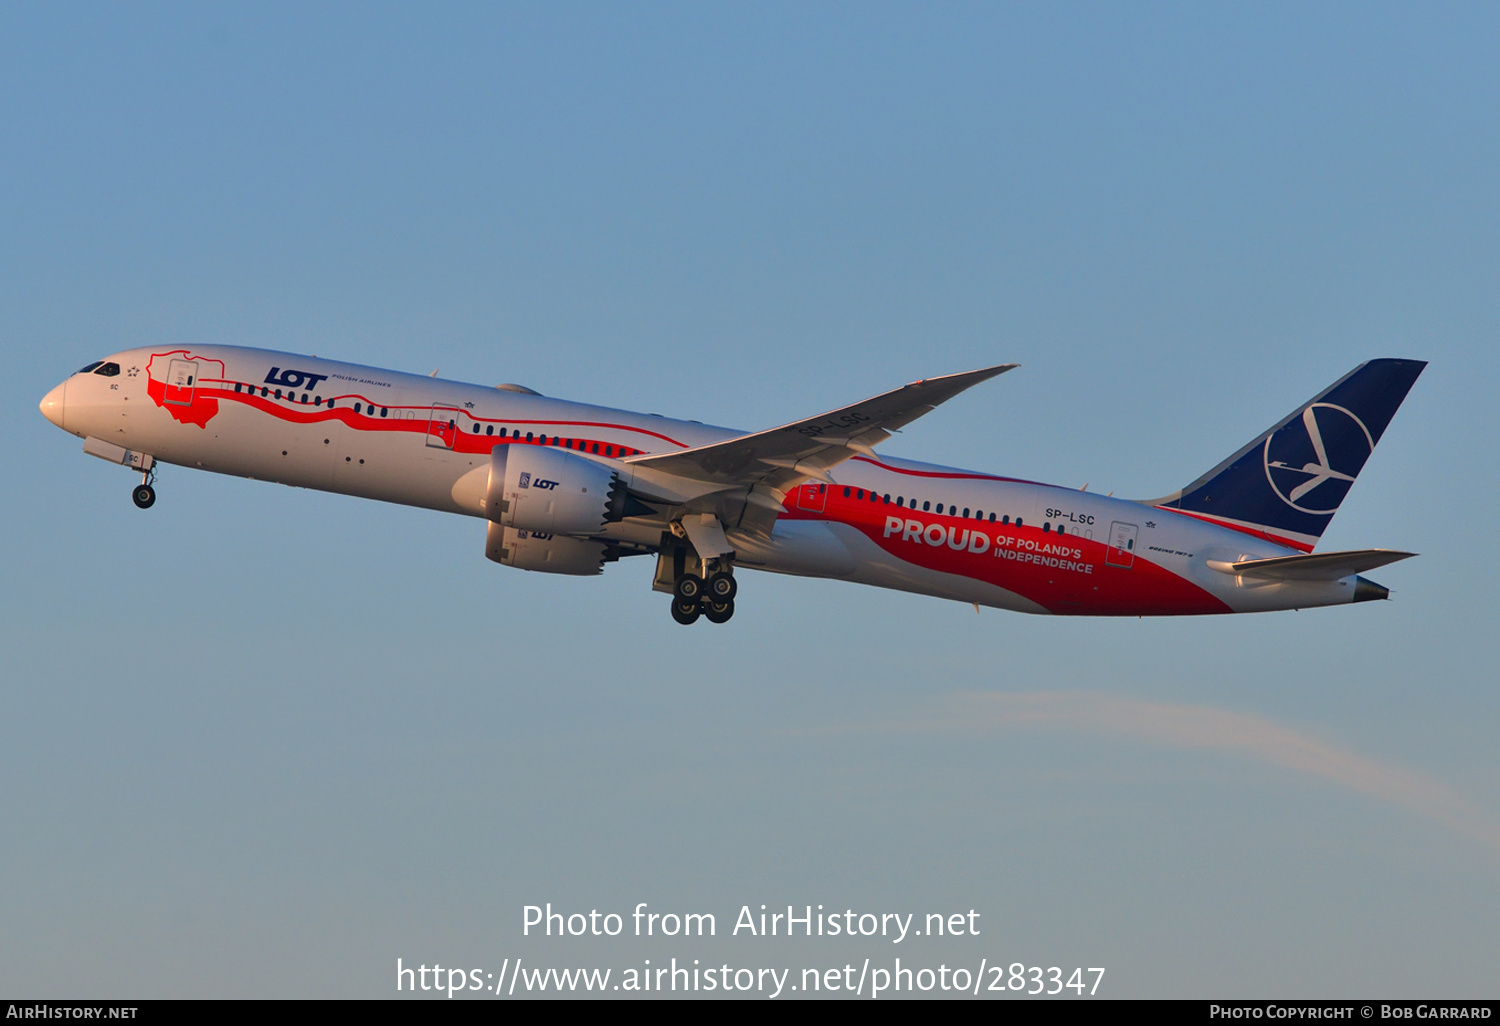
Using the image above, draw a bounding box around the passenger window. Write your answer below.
[274,389,282,400]
[843,487,851,498]
[1002,515,1009,524]
[1057,525,1065,534]
[964,508,970,518]
[856,489,864,499]
[313,395,321,405]
[922,501,930,511]
[883,494,890,503]
[261,387,269,397]
[234,383,243,393]
[897,497,904,506]
[380,407,388,417]
[592,443,599,454]
[1016,518,1023,527]
[486,425,494,436]
[1043,523,1051,533]
[988,512,996,522]
[354,403,362,413]
[526,432,533,442]
[93,362,120,377]
[327,399,334,408]
[302,393,309,403]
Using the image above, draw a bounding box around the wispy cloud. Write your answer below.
[941,691,1500,854]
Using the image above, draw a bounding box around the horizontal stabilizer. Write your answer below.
[1206,548,1416,581]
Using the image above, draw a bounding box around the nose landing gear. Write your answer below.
[132,466,158,509]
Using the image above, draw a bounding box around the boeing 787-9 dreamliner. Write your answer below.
[40,347,1423,625]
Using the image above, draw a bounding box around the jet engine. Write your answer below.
[481,445,653,575]
[485,444,618,535]
[485,522,607,575]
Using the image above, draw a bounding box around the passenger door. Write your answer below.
[426,404,462,450]
[1105,521,1138,568]
[797,482,827,513]
[163,359,199,406]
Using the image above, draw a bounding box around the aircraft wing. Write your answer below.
[625,363,1018,497]
[1207,549,1416,581]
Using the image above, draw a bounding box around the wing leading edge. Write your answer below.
[625,363,1018,500]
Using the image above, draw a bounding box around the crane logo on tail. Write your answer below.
[1263,403,1374,515]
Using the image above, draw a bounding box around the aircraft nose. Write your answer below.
[39,380,67,429]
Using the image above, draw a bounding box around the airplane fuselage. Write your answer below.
[39,345,1394,618]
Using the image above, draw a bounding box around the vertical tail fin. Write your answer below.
[1146,358,1426,551]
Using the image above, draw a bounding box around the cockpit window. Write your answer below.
[77,361,103,374]
[93,362,121,377]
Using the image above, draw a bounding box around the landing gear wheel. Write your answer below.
[704,599,735,624]
[132,484,156,509]
[707,572,737,601]
[671,597,702,625]
[674,575,704,603]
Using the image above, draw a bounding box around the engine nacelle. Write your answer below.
[485,444,615,535]
[485,522,607,575]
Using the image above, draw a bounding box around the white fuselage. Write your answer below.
[41,344,1371,617]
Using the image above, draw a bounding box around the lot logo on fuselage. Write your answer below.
[265,366,329,391]
[1263,403,1374,515]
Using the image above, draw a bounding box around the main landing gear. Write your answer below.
[670,565,737,625]
[132,466,157,509]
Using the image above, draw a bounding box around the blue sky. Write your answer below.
[2,2,1497,997]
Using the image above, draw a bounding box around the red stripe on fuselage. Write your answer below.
[789,492,1229,615]
[847,455,1044,486]
[1154,506,1315,553]
[178,376,686,456]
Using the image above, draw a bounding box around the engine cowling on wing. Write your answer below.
[485,444,615,535]
[485,522,607,575]
[481,445,655,575]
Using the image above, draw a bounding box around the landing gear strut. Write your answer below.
[132,466,157,509]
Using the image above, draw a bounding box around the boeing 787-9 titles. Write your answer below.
[39,347,1424,624]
